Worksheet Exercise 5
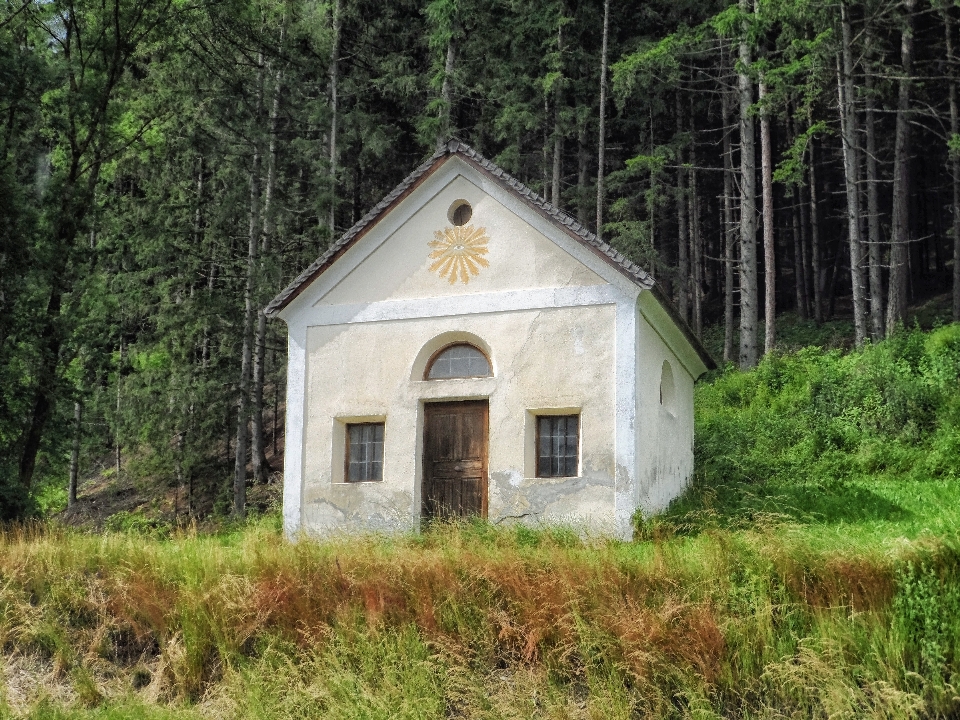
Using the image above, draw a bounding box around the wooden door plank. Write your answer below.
[422,400,488,521]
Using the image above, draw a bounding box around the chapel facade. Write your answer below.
[266,140,714,539]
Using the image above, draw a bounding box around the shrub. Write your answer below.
[696,326,960,489]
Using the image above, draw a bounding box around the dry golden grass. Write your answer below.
[0,520,957,718]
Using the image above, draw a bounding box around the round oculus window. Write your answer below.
[448,200,472,226]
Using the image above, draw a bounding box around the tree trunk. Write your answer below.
[188,443,195,517]
[595,0,610,239]
[225,404,232,467]
[886,0,915,334]
[234,166,259,516]
[201,251,217,368]
[115,340,123,478]
[864,37,884,338]
[174,430,185,517]
[251,53,283,486]
[272,348,280,461]
[786,108,807,321]
[68,401,81,508]
[196,157,216,369]
[439,32,457,146]
[738,0,759,368]
[14,0,138,496]
[946,8,960,321]
[648,108,658,279]
[792,186,808,320]
[234,57,266,518]
[543,97,550,196]
[551,25,563,207]
[192,158,203,296]
[551,115,562,206]
[19,288,62,491]
[689,107,702,336]
[827,235,845,319]
[676,94,689,324]
[808,129,824,324]
[328,0,341,238]
[799,180,813,321]
[787,113,808,320]
[838,4,868,347]
[690,176,702,336]
[722,84,736,363]
[577,122,589,224]
[759,76,775,353]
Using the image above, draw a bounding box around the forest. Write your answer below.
[2,0,960,519]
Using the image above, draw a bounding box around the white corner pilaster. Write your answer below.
[614,296,639,540]
[282,320,307,539]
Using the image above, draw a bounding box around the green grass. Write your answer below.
[649,324,960,545]
[3,326,960,718]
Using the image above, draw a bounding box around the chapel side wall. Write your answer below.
[300,305,619,536]
[635,312,696,517]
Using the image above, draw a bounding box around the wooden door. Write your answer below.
[422,400,488,521]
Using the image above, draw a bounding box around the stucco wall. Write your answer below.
[300,305,618,535]
[635,311,696,516]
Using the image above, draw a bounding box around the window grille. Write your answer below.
[536,415,579,478]
[346,423,384,482]
[425,344,491,379]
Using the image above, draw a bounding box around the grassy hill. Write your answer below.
[3,323,960,719]
[655,322,960,546]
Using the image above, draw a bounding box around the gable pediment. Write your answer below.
[265,142,656,320]
[265,141,712,372]
[311,164,608,308]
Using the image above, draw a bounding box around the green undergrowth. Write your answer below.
[649,324,960,548]
[701,312,857,361]
[3,326,960,718]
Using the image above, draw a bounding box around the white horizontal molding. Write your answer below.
[301,285,621,328]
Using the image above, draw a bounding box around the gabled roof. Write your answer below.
[265,139,715,371]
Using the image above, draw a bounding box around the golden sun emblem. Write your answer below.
[428,225,490,284]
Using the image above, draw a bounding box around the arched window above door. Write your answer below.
[425,343,492,380]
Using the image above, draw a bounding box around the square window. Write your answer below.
[346,422,384,482]
[536,415,579,478]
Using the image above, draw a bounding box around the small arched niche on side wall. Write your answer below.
[659,360,677,416]
[411,331,494,381]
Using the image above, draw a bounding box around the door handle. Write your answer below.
[454,464,464,472]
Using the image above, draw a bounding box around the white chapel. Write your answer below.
[265,140,714,540]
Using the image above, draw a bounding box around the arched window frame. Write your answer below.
[423,342,493,380]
